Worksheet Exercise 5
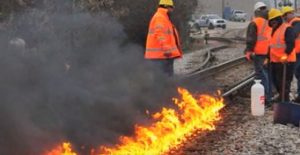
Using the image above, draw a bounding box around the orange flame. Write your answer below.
[45,142,77,155]
[47,87,225,155]
[100,87,225,154]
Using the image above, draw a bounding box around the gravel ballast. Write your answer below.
[172,99,300,155]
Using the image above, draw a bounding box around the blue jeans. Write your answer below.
[295,54,300,96]
[253,55,271,101]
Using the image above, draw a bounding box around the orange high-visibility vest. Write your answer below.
[145,8,182,59]
[270,23,296,62]
[253,17,271,55]
[289,17,300,54]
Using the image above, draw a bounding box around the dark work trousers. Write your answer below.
[253,55,271,102]
[150,59,175,76]
[271,62,295,101]
[294,54,300,97]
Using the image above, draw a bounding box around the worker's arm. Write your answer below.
[284,27,296,55]
[292,21,300,37]
[245,22,257,52]
[245,22,257,61]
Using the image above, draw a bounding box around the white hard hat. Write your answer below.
[254,2,267,11]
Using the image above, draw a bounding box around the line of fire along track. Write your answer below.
[181,55,255,97]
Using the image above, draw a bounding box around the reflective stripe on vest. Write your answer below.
[148,29,172,35]
[271,26,286,48]
[270,24,296,62]
[253,17,271,55]
[257,20,268,41]
[146,46,178,52]
[270,24,286,49]
[145,8,182,59]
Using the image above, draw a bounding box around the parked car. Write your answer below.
[230,10,247,22]
[223,7,247,22]
[188,19,200,32]
[195,14,226,29]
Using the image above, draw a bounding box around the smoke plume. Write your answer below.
[0,6,178,155]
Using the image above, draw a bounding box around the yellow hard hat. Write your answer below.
[159,0,174,7]
[281,6,294,15]
[268,8,283,20]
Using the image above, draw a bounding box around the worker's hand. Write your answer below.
[263,58,269,66]
[280,55,288,63]
[245,51,254,61]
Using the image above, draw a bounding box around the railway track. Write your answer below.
[176,27,252,96]
[172,57,294,155]
[178,28,252,96]
[170,42,258,155]
[172,46,297,155]
[179,55,254,97]
[170,55,257,155]
[185,56,248,78]
[175,36,244,75]
[222,72,254,97]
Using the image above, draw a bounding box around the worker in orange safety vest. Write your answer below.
[245,2,272,104]
[145,0,182,76]
[281,6,300,102]
[269,8,296,102]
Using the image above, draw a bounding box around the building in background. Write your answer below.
[198,0,260,20]
[267,0,300,10]
[197,0,300,20]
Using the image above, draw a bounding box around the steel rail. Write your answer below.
[185,44,230,74]
[184,35,245,75]
[182,56,248,80]
[222,73,255,97]
[182,33,251,97]
[179,55,253,97]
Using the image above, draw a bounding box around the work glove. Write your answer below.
[245,51,255,61]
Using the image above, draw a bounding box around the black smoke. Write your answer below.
[0,7,179,155]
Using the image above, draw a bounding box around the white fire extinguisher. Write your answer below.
[251,79,265,116]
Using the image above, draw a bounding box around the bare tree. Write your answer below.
[79,0,198,48]
[2,0,198,48]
